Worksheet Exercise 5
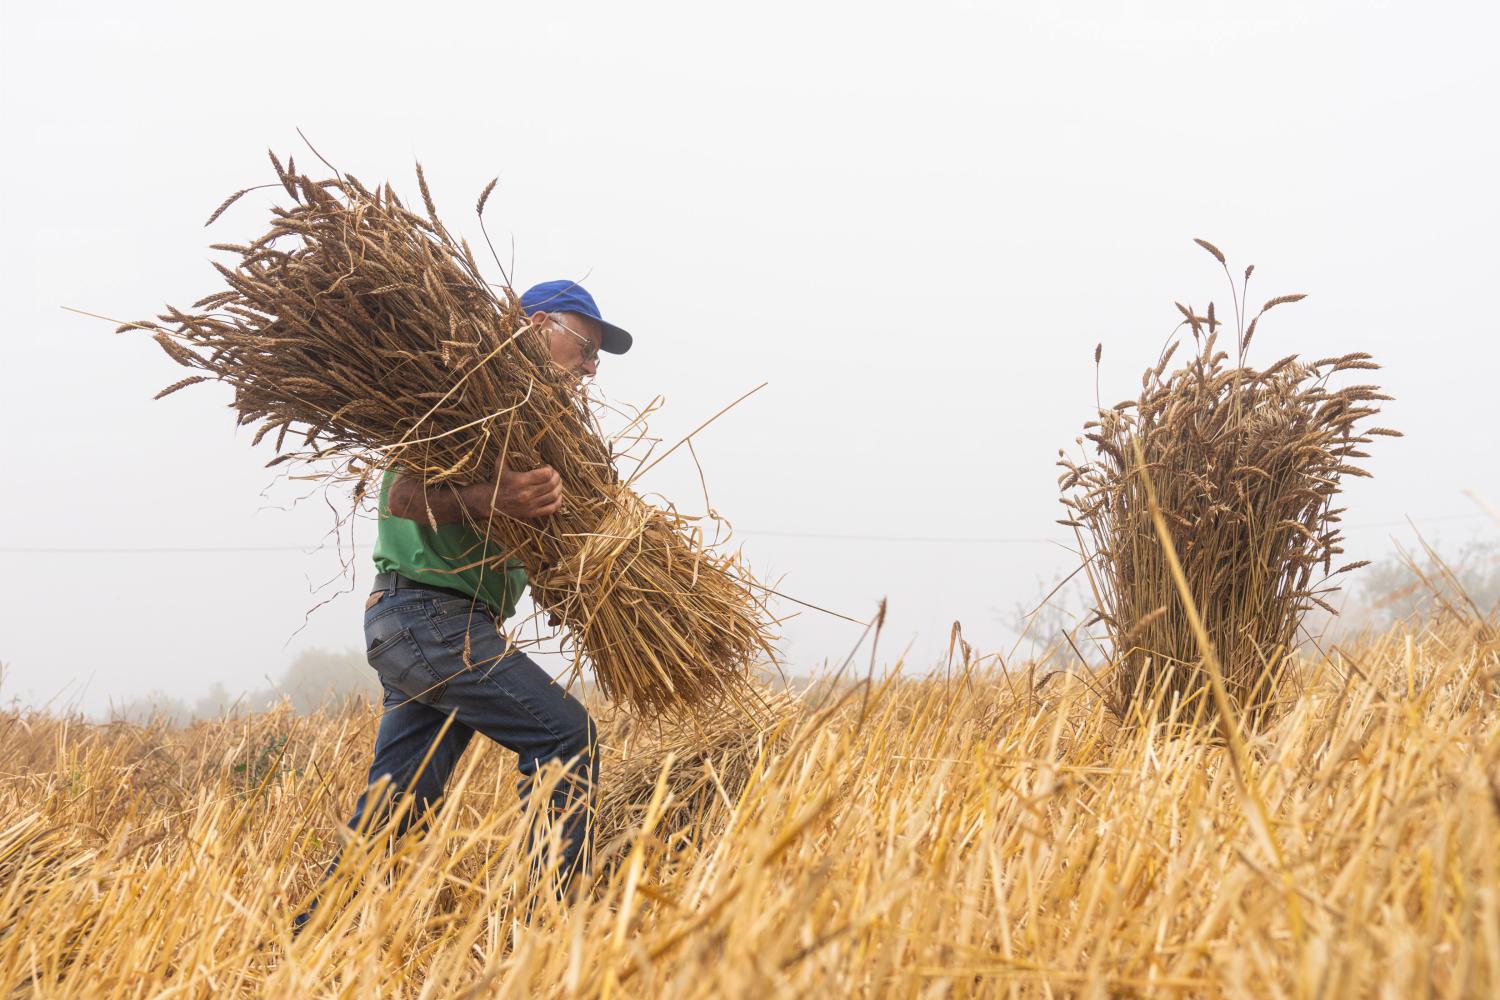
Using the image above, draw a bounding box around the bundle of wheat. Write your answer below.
[129,151,773,715]
[1058,240,1400,725]
[593,687,802,854]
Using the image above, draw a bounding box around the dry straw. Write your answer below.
[4,612,1498,994]
[1058,240,1401,725]
[128,150,775,715]
[594,686,802,855]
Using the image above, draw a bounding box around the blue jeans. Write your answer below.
[343,582,597,895]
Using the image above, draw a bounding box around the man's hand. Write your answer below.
[469,466,563,520]
[387,467,563,526]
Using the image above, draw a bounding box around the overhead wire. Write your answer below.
[0,511,1490,555]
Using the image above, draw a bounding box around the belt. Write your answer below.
[372,571,479,605]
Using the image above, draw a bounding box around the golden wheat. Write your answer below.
[1059,243,1401,725]
[1,613,1497,996]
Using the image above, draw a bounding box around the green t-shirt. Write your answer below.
[371,470,528,619]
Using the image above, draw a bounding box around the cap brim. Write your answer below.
[599,321,632,355]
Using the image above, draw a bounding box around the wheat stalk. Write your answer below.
[1058,241,1401,725]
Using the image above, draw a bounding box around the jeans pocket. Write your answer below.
[368,626,451,705]
[366,628,417,688]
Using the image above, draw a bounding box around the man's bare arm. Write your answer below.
[386,468,563,525]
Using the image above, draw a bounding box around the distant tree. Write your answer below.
[106,649,376,725]
[1007,575,1091,668]
[193,681,235,719]
[109,691,193,727]
[1350,538,1500,632]
[275,647,379,713]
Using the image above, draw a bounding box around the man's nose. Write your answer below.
[582,357,599,378]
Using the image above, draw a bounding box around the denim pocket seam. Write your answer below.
[366,627,411,661]
[368,627,449,704]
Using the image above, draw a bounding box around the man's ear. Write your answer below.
[528,310,549,328]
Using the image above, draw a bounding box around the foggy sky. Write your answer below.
[2,1,1497,714]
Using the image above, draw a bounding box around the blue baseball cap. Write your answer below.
[518,280,633,355]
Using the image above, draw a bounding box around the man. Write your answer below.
[305,280,632,925]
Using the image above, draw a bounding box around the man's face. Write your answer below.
[537,311,603,382]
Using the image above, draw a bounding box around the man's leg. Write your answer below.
[346,688,476,841]
[351,590,479,837]
[294,592,476,932]
[409,593,597,898]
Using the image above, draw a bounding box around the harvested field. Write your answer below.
[3,615,1498,996]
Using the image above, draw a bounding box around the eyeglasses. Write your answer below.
[550,316,601,365]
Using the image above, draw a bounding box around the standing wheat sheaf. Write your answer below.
[124,149,776,717]
[1057,240,1401,726]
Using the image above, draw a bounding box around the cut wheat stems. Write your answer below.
[1058,240,1401,726]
